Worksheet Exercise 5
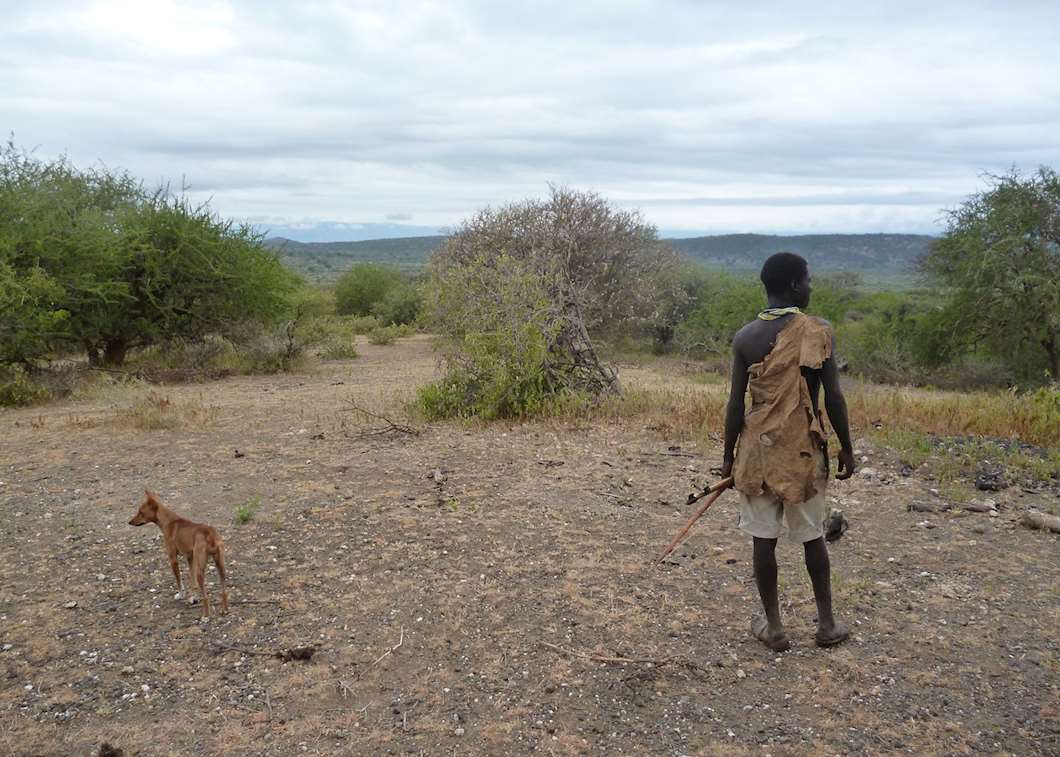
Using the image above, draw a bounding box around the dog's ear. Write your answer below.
[145,489,159,503]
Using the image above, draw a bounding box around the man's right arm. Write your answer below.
[721,340,749,478]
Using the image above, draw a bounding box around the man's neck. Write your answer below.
[766,294,799,308]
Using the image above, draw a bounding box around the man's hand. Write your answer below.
[720,456,734,478]
[836,447,855,480]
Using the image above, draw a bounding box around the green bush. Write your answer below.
[317,339,359,360]
[367,325,399,345]
[674,272,761,356]
[0,363,49,406]
[371,283,422,326]
[417,325,559,420]
[334,263,402,316]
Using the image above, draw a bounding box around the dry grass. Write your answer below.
[116,390,218,431]
[525,371,1059,491]
[847,383,1059,448]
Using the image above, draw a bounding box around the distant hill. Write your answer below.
[668,233,934,275]
[267,232,935,284]
[264,235,445,277]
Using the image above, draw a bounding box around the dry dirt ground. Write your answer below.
[1,335,1058,756]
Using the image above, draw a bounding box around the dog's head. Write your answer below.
[128,490,161,526]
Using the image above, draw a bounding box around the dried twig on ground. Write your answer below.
[540,640,705,674]
[210,641,276,657]
[370,626,405,668]
[345,403,419,436]
[210,641,317,661]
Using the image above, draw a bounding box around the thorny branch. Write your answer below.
[345,403,419,436]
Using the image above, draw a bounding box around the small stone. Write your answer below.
[454,727,465,737]
[988,510,999,518]
[62,601,77,609]
[2,644,12,651]
[121,666,134,676]
[736,669,746,679]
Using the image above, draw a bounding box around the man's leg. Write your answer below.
[803,537,849,646]
[752,536,790,651]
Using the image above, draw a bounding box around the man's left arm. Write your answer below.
[821,333,855,480]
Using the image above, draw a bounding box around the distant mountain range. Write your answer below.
[265,232,935,283]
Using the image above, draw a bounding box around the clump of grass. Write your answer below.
[121,391,181,430]
[872,427,934,468]
[689,372,725,386]
[115,389,217,431]
[234,495,261,524]
[367,326,399,346]
[317,339,359,360]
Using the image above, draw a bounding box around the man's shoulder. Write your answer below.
[732,319,761,343]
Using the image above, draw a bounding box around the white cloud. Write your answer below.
[2,0,1059,236]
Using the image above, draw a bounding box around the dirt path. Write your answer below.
[1,335,1057,756]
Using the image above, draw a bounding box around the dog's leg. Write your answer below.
[167,541,183,599]
[214,543,229,614]
[193,536,210,619]
[184,555,197,604]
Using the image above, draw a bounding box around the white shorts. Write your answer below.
[737,448,829,543]
[737,488,829,543]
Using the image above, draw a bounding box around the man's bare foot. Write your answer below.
[815,621,850,647]
[752,618,791,652]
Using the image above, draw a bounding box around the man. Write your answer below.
[720,252,855,651]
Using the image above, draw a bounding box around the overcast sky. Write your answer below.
[4,1,1059,240]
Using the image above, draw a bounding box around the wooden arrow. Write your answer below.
[654,476,734,566]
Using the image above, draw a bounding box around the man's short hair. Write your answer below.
[760,252,808,297]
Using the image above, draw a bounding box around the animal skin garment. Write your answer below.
[734,313,833,506]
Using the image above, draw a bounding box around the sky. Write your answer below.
[3,1,1059,241]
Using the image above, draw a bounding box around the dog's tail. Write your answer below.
[214,539,229,613]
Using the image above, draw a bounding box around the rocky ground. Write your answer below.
[1,335,1057,756]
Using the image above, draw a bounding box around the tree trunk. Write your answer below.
[102,337,129,367]
[1045,332,1060,382]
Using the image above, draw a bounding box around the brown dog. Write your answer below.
[128,490,228,618]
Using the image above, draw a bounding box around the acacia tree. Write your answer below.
[420,187,684,418]
[924,167,1060,381]
[0,142,297,366]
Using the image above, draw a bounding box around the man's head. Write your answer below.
[760,252,811,309]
